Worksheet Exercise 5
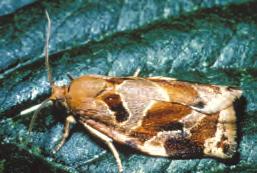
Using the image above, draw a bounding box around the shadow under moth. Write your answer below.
[20,11,242,172]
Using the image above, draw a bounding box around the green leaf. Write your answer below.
[0,0,257,173]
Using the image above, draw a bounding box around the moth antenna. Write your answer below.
[16,10,53,122]
[44,10,54,85]
[29,98,51,133]
[28,11,52,131]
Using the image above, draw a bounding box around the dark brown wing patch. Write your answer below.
[164,137,203,158]
[101,92,129,122]
[140,101,191,131]
[190,112,219,146]
[130,101,192,142]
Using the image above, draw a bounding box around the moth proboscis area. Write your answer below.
[19,10,242,173]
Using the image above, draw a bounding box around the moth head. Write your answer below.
[49,85,67,101]
[28,84,68,132]
[28,84,69,132]
[49,84,68,109]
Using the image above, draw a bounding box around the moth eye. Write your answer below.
[54,99,65,109]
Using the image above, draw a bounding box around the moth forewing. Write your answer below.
[76,78,241,159]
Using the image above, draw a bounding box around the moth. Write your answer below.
[21,11,242,173]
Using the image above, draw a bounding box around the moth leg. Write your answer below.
[83,123,123,173]
[53,115,76,153]
[133,68,141,77]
